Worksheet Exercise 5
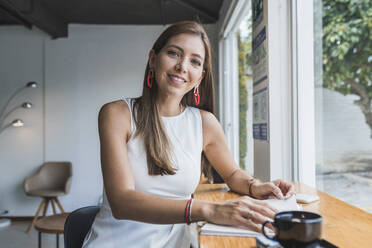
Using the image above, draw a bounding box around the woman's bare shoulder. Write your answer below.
[199,109,218,127]
[199,109,224,148]
[98,100,131,136]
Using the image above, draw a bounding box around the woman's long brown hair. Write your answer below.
[132,21,215,178]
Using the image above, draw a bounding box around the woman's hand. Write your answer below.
[251,179,295,200]
[204,196,278,232]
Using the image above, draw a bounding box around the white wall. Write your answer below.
[0,23,218,216]
[0,27,45,216]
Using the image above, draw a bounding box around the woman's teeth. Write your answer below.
[170,75,185,84]
[174,77,183,82]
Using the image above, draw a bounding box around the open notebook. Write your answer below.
[200,195,301,237]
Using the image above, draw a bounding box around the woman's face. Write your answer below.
[149,33,206,99]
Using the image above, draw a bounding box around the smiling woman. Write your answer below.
[137,25,212,177]
[81,21,295,248]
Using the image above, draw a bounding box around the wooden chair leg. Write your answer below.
[26,199,45,233]
[55,198,65,213]
[51,198,57,215]
[38,231,42,248]
[42,199,50,217]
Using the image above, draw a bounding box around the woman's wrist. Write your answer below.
[248,178,260,198]
[191,199,215,222]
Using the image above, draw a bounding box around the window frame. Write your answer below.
[218,0,316,186]
[292,0,316,186]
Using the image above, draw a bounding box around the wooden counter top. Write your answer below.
[194,183,372,248]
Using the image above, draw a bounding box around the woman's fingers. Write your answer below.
[253,179,296,200]
[284,183,296,198]
[236,216,262,233]
[256,182,284,200]
[248,210,271,224]
[248,201,277,219]
[215,197,280,232]
[273,179,296,198]
[242,196,278,216]
[239,209,275,232]
[269,183,284,199]
[239,197,277,222]
[256,200,279,214]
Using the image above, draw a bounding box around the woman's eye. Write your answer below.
[191,59,201,66]
[167,50,179,57]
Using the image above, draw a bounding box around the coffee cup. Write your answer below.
[262,211,322,247]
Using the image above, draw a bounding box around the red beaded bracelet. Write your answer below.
[185,198,193,225]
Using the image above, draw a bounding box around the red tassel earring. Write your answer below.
[193,87,200,105]
[147,70,154,88]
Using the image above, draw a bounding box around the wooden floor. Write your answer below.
[0,220,63,248]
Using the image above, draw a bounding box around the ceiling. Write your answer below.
[0,0,224,38]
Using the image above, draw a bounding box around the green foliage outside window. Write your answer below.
[238,20,253,169]
[238,33,248,169]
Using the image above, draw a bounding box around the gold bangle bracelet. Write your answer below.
[248,178,258,197]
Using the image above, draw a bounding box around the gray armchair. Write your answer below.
[24,162,72,232]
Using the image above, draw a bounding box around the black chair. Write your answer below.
[64,206,100,248]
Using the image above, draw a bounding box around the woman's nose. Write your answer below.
[175,58,187,72]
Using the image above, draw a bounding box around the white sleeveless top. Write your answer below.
[82,98,202,248]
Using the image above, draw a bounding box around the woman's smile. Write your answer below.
[168,74,187,85]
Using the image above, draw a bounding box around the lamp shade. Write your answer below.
[26,82,37,88]
[11,119,24,127]
[22,102,32,108]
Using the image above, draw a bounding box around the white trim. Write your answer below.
[221,0,251,38]
[218,0,238,38]
[290,0,299,182]
[218,35,239,163]
[218,39,224,123]
[295,0,316,186]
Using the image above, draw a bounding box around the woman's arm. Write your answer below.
[200,110,252,193]
[200,110,295,199]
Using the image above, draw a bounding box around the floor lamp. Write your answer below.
[0,82,37,228]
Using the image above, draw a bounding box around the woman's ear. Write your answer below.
[148,49,156,68]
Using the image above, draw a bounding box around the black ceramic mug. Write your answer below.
[262,211,322,247]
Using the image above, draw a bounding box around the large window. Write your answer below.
[218,0,253,174]
[314,0,372,213]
